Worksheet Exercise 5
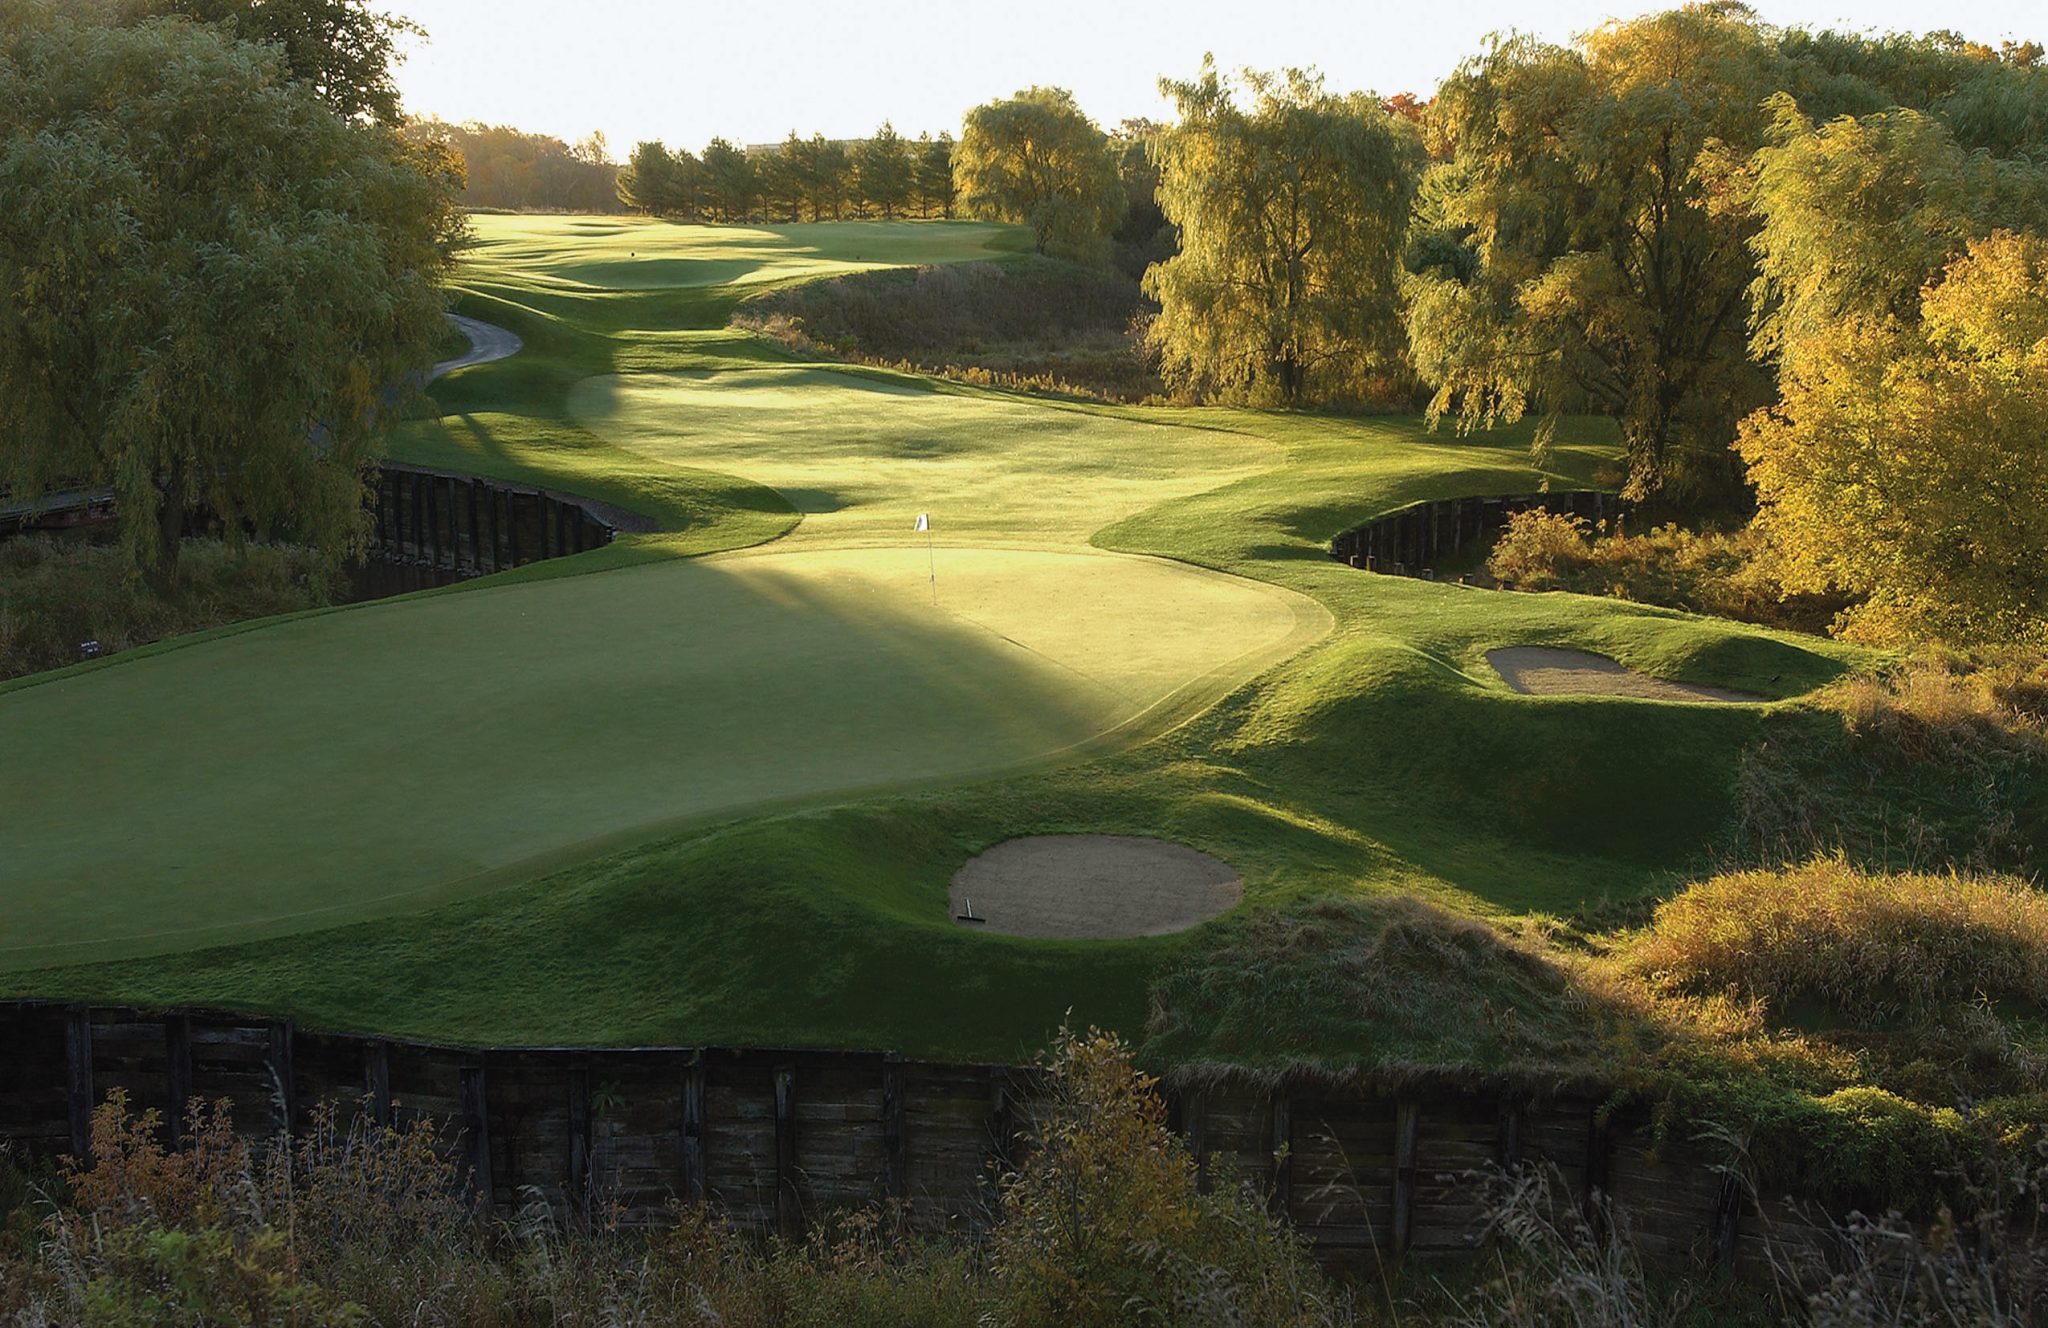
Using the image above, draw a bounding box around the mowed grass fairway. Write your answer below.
[2,216,1863,1058]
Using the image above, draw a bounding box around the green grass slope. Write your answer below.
[0,215,1863,1060]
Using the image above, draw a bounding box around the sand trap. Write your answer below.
[949,835,1242,939]
[1487,647,1762,703]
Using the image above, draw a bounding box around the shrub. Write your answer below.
[0,533,340,680]
[995,1026,1344,1327]
[1485,509,1845,635]
[732,258,1166,402]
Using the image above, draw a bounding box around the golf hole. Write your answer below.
[949,835,1243,939]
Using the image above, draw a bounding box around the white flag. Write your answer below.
[914,513,929,532]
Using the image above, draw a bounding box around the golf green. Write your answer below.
[0,545,1317,967]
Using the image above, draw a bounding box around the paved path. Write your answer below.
[430,314,522,381]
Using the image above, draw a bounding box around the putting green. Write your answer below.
[0,545,1319,966]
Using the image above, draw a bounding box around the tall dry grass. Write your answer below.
[732,258,1166,403]
[1626,859,2048,1020]
[1734,651,2048,873]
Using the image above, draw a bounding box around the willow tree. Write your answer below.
[955,87,1124,261]
[1145,61,1418,404]
[0,4,462,581]
[1406,8,1784,501]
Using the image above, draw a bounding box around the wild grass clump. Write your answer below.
[733,258,1165,402]
[1628,859,2048,1021]
[1486,509,1845,635]
[0,533,340,680]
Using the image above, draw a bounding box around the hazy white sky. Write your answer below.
[387,1,2045,156]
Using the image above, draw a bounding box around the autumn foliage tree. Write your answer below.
[1734,79,2048,647]
[1145,60,1419,404]
[0,2,463,581]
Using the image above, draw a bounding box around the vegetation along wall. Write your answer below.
[0,1001,1844,1280]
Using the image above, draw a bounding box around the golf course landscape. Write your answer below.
[0,215,1859,1058]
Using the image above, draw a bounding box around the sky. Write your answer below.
[387,0,2046,156]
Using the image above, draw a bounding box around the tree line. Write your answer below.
[770,15,2042,648]
[407,119,621,213]
[617,126,957,223]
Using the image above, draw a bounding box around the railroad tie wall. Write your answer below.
[366,464,615,577]
[1328,490,1625,580]
[0,1001,1836,1278]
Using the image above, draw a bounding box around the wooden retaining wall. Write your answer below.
[0,1000,1846,1278]
[0,466,616,581]
[366,463,615,578]
[1329,490,1625,580]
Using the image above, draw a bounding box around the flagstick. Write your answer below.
[926,525,937,606]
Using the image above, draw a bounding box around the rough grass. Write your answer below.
[0,534,339,680]
[732,257,1161,402]
[1142,896,1613,1090]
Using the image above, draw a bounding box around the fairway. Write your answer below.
[567,367,1277,544]
[0,544,1314,965]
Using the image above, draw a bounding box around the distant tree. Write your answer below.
[955,86,1124,261]
[617,139,691,217]
[1737,231,2048,647]
[759,133,805,222]
[1109,117,1173,277]
[857,121,914,219]
[1145,61,1419,404]
[812,136,851,220]
[1406,8,1785,501]
[410,118,618,212]
[914,132,955,218]
[1380,91,1427,124]
[0,3,463,581]
[699,138,755,222]
[118,0,417,124]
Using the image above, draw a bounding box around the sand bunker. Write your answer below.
[1487,647,1762,703]
[949,835,1242,939]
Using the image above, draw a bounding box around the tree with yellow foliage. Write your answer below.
[1738,231,2048,646]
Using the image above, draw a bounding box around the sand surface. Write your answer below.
[949,835,1242,939]
[1487,646,1761,703]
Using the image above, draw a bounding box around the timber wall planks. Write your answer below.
[0,1001,1837,1278]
